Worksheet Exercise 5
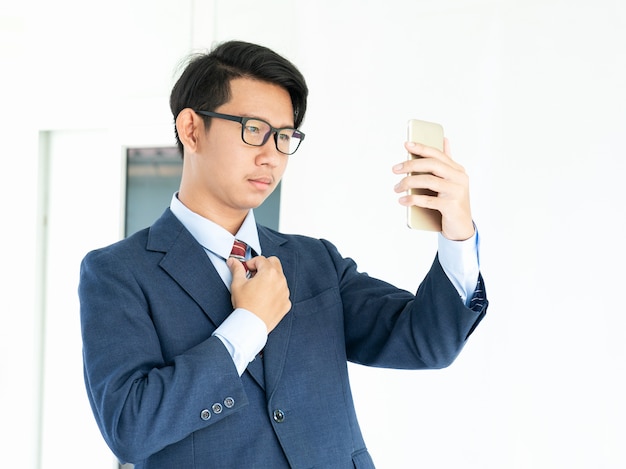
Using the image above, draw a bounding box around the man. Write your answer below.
[79,40,487,468]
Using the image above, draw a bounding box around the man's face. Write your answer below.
[187,77,294,220]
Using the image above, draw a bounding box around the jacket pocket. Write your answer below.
[291,286,341,318]
[352,448,375,468]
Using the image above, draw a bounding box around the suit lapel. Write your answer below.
[148,210,233,329]
[257,226,297,399]
[146,212,296,393]
[147,210,267,389]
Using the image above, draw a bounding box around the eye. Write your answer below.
[245,124,262,135]
[278,132,292,142]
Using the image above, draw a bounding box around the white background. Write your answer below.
[1,0,624,467]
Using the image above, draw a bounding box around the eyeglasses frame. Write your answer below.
[193,110,305,155]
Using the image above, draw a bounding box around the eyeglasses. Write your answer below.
[194,110,305,155]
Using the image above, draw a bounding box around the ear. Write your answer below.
[176,108,205,155]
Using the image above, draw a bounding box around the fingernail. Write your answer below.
[393,163,403,171]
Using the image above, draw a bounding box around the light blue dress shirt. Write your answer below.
[170,193,480,375]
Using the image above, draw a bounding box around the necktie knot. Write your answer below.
[230,239,250,277]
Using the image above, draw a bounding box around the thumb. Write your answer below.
[227,257,246,282]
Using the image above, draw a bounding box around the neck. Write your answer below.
[177,190,248,235]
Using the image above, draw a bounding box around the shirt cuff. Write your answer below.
[437,228,481,307]
[212,308,267,376]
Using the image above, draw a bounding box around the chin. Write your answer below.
[241,196,269,211]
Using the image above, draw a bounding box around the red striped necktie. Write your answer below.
[230,239,251,278]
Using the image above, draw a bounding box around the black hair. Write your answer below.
[169,40,308,155]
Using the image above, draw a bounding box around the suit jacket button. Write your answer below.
[273,409,285,423]
[200,409,211,421]
[212,403,223,414]
[224,397,235,409]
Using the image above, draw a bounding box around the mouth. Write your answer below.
[248,176,274,191]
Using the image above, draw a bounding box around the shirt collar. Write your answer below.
[169,193,262,259]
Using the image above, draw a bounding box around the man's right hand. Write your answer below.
[227,256,291,333]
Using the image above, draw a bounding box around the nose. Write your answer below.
[255,134,283,166]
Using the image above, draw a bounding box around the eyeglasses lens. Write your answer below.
[242,119,302,155]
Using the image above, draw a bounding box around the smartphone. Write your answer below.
[406,119,444,231]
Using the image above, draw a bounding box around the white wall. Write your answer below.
[1,0,624,467]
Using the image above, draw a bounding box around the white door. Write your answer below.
[40,125,172,468]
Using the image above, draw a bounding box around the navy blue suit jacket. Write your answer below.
[79,209,487,468]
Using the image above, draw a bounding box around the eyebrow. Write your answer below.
[228,112,295,129]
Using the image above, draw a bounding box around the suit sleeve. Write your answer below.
[320,240,488,369]
[79,248,248,463]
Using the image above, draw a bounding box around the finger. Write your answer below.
[244,255,264,272]
[396,141,463,172]
[258,257,284,281]
[243,256,280,280]
[398,175,467,204]
[394,160,469,193]
[395,160,467,188]
[392,155,448,176]
[246,255,282,270]
[407,139,452,159]
[405,141,447,161]
[227,257,248,282]
[394,173,442,194]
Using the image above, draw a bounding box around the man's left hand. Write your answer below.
[393,139,475,241]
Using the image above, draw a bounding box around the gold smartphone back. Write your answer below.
[407,119,444,231]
